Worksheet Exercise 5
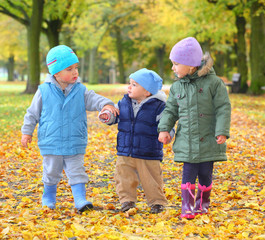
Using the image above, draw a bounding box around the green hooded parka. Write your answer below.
[158,54,231,163]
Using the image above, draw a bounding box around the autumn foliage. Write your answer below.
[0,86,265,239]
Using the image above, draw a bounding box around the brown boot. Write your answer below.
[121,201,136,212]
[150,204,165,214]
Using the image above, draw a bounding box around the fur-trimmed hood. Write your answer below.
[197,52,214,77]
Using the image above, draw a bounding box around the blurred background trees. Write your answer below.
[0,0,264,94]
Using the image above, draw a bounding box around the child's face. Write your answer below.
[171,61,191,79]
[54,63,79,89]
[128,79,151,103]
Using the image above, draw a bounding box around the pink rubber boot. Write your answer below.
[194,183,212,215]
[180,183,196,219]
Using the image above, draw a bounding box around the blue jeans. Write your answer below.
[182,162,213,187]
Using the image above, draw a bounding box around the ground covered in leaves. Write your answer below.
[0,85,264,239]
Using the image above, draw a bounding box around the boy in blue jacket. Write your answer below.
[99,68,173,214]
[21,45,118,212]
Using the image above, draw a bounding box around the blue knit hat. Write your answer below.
[129,68,163,95]
[46,45,79,75]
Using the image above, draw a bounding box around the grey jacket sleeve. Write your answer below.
[84,89,114,111]
[21,89,42,135]
[98,104,119,125]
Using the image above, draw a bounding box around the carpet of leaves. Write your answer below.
[0,89,264,240]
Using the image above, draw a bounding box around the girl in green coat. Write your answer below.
[158,37,231,219]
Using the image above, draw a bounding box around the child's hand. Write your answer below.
[98,110,112,122]
[158,132,171,144]
[216,135,227,144]
[99,112,110,120]
[21,134,32,148]
[102,105,119,116]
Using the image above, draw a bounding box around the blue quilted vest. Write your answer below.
[117,94,165,161]
[38,82,87,155]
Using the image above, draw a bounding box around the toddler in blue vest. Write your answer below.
[99,68,174,214]
[21,45,118,212]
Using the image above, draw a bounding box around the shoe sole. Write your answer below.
[180,214,195,219]
[121,206,135,212]
[121,204,136,212]
[79,203,93,212]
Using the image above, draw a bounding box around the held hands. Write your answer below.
[98,110,111,123]
[21,134,32,148]
[101,105,119,117]
[99,112,109,120]
[158,131,172,145]
[216,135,227,144]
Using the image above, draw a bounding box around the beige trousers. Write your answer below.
[114,156,168,206]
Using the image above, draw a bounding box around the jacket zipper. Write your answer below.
[186,83,192,159]
[128,99,136,156]
[128,101,145,156]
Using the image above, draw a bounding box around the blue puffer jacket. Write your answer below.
[117,94,165,161]
[38,82,87,155]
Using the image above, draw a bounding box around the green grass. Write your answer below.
[0,82,27,92]
[0,93,32,135]
[0,81,125,93]
[229,94,265,125]
[84,83,125,92]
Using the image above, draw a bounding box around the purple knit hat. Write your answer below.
[169,37,203,67]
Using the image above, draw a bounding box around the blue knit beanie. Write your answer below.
[46,45,79,75]
[129,68,163,95]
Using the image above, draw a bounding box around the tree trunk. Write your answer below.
[155,45,165,79]
[7,54,15,81]
[24,0,44,94]
[46,19,61,48]
[249,1,265,95]
[214,51,225,76]
[80,56,86,82]
[235,15,248,93]
[88,47,98,84]
[225,46,235,79]
[114,25,125,84]
[80,50,89,82]
[200,40,211,53]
